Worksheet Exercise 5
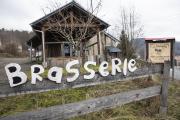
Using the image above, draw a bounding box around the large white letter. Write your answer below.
[48,67,63,83]
[31,65,44,84]
[128,59,137,72]
[123,58,128,76]
[5,63,27,87]
[66,60,79,82]
[99,61,109,76]
[84,61,96,79]
[111,58,121,75]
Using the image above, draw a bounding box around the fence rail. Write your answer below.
[0,86,161,120]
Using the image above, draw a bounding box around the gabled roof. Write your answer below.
[30,1,109,29]
[103,31,120,42]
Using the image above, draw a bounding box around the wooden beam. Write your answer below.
[86,42,98,48]
[44,16,70,27]
[41,28,47,68]
[44,23,98,29]
[159,61,171,116]
[96,28,101,64]
[70,45,73,57]
[97,28,100,55]
[45,41,70,44]
[70,11,74,26]
[61,43,64,57]
[172,40,175,81]
[30,42,32,62]
[72,15,103,30]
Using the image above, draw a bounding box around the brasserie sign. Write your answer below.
[5,58,137,87]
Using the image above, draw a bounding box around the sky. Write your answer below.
[0,0,180,41]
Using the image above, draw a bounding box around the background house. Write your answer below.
[86,31,120,62]
[27,1,120,66]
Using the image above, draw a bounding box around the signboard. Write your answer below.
[145,37,175,65]
[148,42,171,63]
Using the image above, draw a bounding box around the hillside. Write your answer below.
[0,28,179,58]
[0,28,33,51]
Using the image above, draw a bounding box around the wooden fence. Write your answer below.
[0,62,170,120]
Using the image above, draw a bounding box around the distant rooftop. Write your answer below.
[144,37,175,41]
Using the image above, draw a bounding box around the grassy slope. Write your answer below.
[71,81,180,120]
[0,76,156,116]
[0,76,179,120]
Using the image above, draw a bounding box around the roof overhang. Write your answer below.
[106,46,121,53]
[30,1,109,30]
[144,37,175,41]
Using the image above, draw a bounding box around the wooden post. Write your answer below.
[172,40,175,81]
[35,48,37,61]
[30,41,32,62]
[97,29,100,55]
[61,43,64,57]
[97,28,100,64]
[159,61,171,116]
[42,30,47,68]
[70,44,72,57]
[37,48,39,62]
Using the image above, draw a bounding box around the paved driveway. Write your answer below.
[170,66,180,80]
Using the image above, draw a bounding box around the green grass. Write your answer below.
[0,75,179,120]
[167,81,180,119]
[70,80,180,120]
[0,76,155,117]
[71,97,161,120]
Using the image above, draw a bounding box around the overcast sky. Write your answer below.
[0,0,180,41]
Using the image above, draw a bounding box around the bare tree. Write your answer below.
[42,0,102,56]
[120,7,143,44]
[117,7,143,58]
[4,43,19,56]
[118,30,136,59]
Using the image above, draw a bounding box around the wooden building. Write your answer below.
[86,31,120,62]
[27,1,120,66]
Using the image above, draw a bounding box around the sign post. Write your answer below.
[145,37,175,80]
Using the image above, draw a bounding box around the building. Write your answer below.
[175,56,180,66]
[86,31,120,62]
[27,1,120,66]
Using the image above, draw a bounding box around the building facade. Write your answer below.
[27,1,120,66]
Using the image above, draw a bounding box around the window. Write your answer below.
[64,43,70,56]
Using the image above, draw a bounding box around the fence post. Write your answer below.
[159,61,171,116]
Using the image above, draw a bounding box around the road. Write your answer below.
[170,66,180,80]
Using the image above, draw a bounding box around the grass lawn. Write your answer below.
[71,80,180,120]
[0,75,156,116]
[0,75,179,120]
